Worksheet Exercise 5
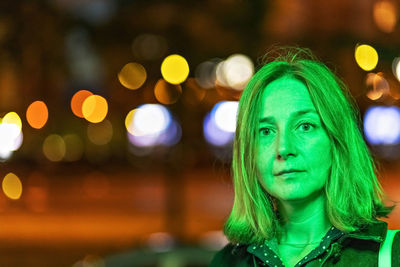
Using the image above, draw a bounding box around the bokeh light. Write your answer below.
[365,72,389,100]
[126,104,171,136]
[118,62,147,90]
[42,134,66,162]
[214,101,238,132]
[195,59,220,89]
[0,112,23,160]
[82,95,108,123]
[87,119,113,145]
[154,79,182,104]
[221,54,254,90]
[126,104,181,147]
[71,90,93,118]
[355,44,379,71]
[373,0,398,33]
[2,172,22,200]
[392,57,400,82]
[63,134,84,161]
[0,124,22,153]
[161,54,189,85]
[203,101,238,146]
[26,101,49,129]
[364,106,400,145]
[3,112,22,139]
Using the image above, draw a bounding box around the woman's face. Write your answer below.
[256,76,332,202]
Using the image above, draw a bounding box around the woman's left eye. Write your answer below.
[299,122,314,131]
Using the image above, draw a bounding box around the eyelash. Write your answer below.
[259,122,315,136]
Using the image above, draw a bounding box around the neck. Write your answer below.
[277,190,331,245]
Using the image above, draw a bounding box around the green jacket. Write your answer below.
[210,220,400,266]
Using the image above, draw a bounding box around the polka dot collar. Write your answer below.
[246,226,344,266]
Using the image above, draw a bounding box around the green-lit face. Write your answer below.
[256,77,332,202]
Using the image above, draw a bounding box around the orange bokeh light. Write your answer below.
[71,90,94,118]
[26,101,49,129]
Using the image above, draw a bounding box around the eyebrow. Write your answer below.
[259,109,318,123]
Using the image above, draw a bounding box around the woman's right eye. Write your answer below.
[259,128,271,136]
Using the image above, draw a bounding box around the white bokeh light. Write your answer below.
[132,104,171,136]
[393,57,400,82]
[223,54,254,90]
[364,106,400,145]
[214,101,238,133]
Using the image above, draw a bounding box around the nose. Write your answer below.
[276,129,296,160]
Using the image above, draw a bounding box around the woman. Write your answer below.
[210,47,399,266]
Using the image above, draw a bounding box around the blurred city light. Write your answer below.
[161,54,190,85]
[373,0,398,33]
[63,134,84,162]
[364,106,400,145]
[355,44,379,71]
[132,34,168,61]
[71,90,94,118]
[214,101,238,132]
[365,72,389,100]
[42,134,66,162]
[0,112,23,160]
[127,104,171,136]
[3,111,22,138]
[203,101,238,146]
[392,57,400,82]
[26,101,49,129]
[87,119,113,145]
[154,79,182,104]
[118,62,147,90]
[2,172,22,200]
[221,54,254,90]
[195,59,220,89]
[82,95,108,123]
[126,104,181,147]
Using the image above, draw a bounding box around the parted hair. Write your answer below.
[224,47,395,245]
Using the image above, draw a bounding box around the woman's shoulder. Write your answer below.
[209,242,251,267]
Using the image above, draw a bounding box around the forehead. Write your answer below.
[259,77,317,118]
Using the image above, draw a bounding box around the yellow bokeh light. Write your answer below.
[118,62,147,90]
[42,134,66,162]
[125,109,136,135]
[355,44,379,71]
[3,112,22,138]
[87,119,113,145]
[2,172,22,200]
[82,95,108,123]
[161,54,190,84]
[26,101,48,129]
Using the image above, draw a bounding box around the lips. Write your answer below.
[275,169,304,176]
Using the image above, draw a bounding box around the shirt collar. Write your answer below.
[245,220,388,266]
